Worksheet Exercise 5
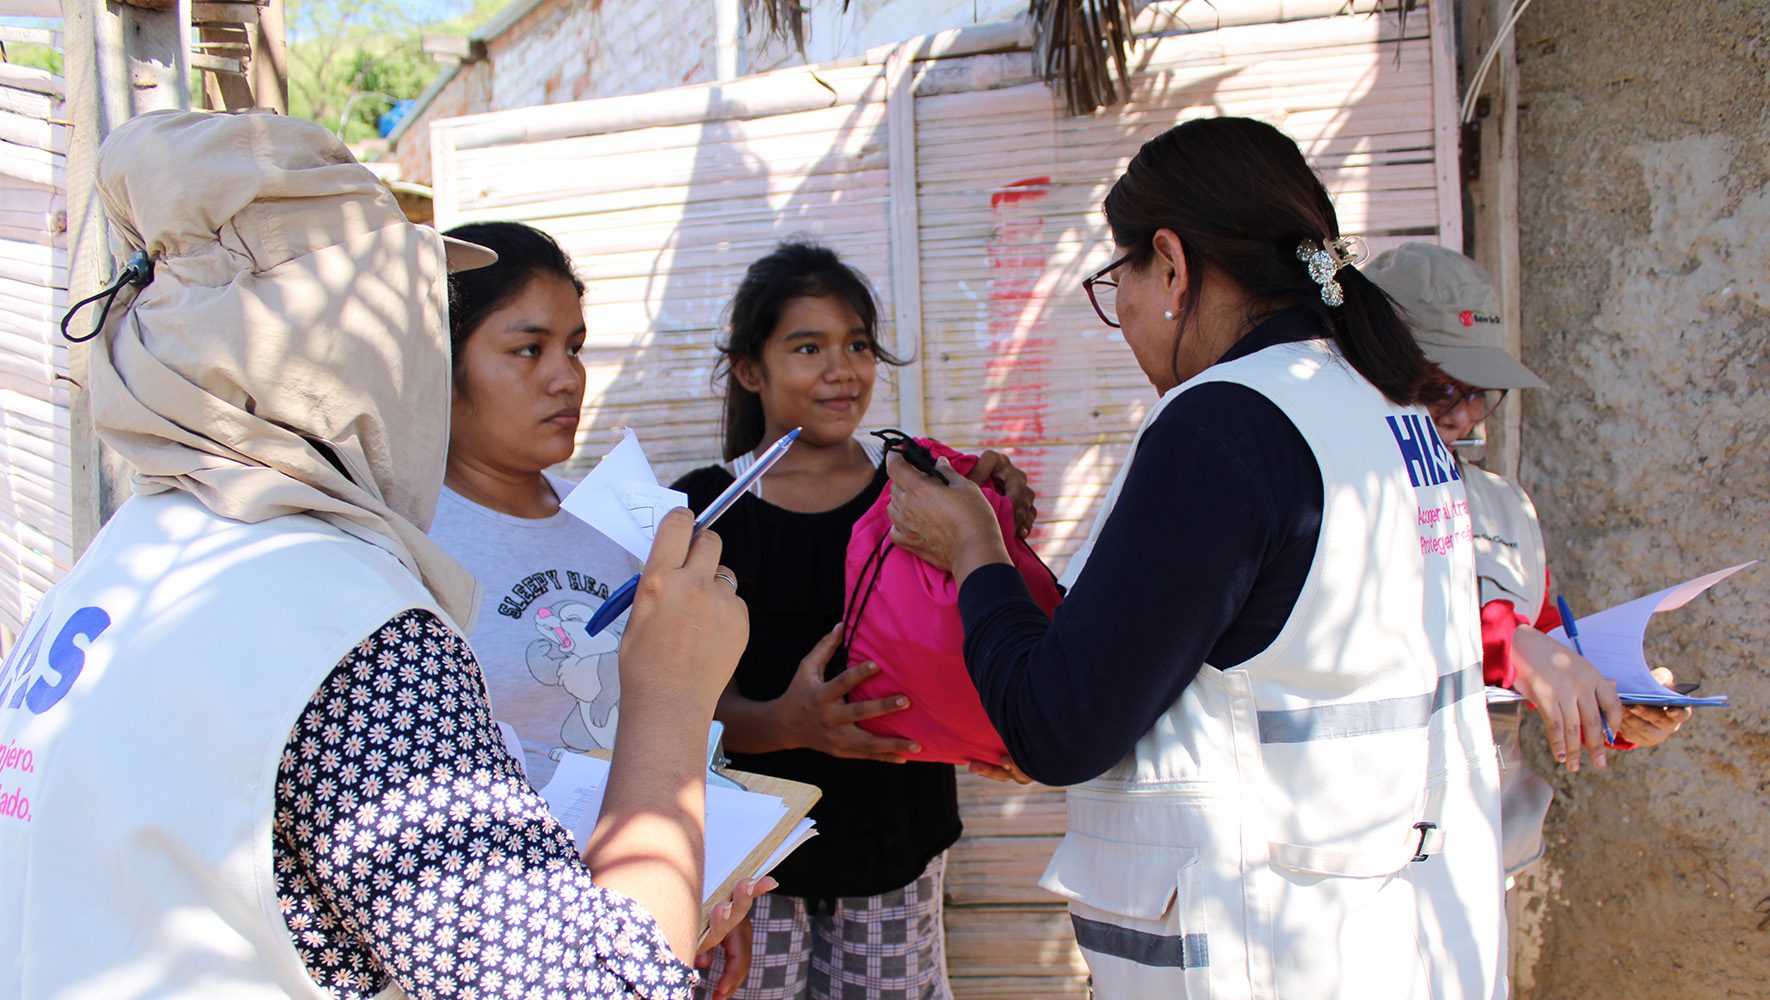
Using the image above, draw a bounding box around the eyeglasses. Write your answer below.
[1427,383,1509,422]
[1082,253,1133,329]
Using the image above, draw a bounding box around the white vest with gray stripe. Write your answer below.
[1041,339,1506,999]
[0,492,432,998]
[1462,460,1556,878]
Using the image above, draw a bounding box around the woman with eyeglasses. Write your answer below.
[880,117,1506,999]
[1365,242,1690,883]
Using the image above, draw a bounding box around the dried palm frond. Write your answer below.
[744,0,850,53]
[1030,0,1140,116]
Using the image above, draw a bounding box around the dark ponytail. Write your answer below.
[1103,117,1440,405]
[717,241,903,461]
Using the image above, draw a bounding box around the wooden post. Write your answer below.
[1456,0,1532,984]
[1456,0,1523,480]
[254,0,289,113]
[60,0,190,553]
[192,1,287,112]
[884,43,926,436]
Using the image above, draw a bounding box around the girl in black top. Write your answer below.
[673,242,1034,1000]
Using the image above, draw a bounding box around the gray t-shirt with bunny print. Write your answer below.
[429,472,640,788]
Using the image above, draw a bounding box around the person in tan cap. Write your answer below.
[0,110,750,999]
[1366,241,1692,881]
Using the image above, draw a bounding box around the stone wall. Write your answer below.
[1509,2,1770,996]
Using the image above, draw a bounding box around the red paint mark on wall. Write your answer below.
[991,177,1051,208]
[981,177,1053,464]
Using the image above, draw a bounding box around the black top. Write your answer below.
[673,462,962,900]
[957,308,1329,787]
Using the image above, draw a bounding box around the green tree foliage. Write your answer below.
[287,0,504,143]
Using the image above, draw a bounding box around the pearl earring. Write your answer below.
[1163,309,1175,320]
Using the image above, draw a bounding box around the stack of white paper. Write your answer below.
[539,752,816,901]
[1486,562,1750,708]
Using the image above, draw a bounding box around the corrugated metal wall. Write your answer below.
[0,63,70,641]
[433,6,1458,995]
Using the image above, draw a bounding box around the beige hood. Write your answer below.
[86,109,481,625]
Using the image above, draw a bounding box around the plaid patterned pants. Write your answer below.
[702,853,953,1000]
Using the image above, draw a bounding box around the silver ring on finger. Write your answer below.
[714,570,738,590]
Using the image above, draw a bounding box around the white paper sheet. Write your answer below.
[703,781,789,892]
[537,753,816,902]
[754,819,818,880]
[560,429,687,561]
[1543,561,1753,707]
[538,750,611,836]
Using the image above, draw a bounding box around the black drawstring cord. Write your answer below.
[842,531,894,655]
[59,249,154,344]
[870,428,948,484]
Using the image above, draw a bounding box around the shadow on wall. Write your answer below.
[536,80,900,485]
[457,4,1473,990]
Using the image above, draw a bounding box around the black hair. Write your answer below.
[442,221,585,389]
[1103,117,1441,405]
[716,241,904,460]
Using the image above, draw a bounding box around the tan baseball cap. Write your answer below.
[1364,242,1547,391]
[442,235,497,273]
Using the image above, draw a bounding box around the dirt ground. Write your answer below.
[1506,1,1770,997]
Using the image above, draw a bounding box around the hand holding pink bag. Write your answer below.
[843,437,1062,765]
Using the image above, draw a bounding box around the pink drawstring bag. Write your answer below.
[843,437,1062,765]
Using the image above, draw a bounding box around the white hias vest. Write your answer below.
[1462,462,1547,620]
[0,491,441,999]
[1461,460,1555,877]
[1040,340,1505,1000]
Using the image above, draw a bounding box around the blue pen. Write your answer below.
[1555,595,1614,745]
[583,427,801,637]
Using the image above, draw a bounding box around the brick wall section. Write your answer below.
[390,60,491,190]
[489,0,718,109]
[391,0,719,185]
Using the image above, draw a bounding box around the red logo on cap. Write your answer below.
[1458,310,1475,327]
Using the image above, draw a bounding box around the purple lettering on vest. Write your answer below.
[1414,414,1448,485]
[1386,415,1428,488]
[25,606,111,714]
[1426,420,1462,482]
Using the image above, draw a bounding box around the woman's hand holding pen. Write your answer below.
[885,454,1011,585]
[1511,625,1626,772]
[588,509,749,961]
[776,625,921,763]
[620,509,749,718]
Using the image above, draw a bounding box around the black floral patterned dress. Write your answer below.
[272,609,696,999]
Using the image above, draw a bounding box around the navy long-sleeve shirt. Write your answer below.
[958,309,1327,786]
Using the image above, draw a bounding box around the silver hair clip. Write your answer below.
[1295,236,1367,307]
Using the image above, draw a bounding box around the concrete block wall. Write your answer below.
[1508,1,1770,996]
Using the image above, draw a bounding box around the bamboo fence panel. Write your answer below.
[430,6,1458,994]
[442,92,900,483]
[916,11,1448,574]
[0,70,70,638]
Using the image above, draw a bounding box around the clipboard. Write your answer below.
[570,735,820,934]
[698,765,819,934]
